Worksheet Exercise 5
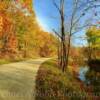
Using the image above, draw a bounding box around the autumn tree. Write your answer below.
[0,0,57,59]
[86,26,100,60]
[0,0,18,57]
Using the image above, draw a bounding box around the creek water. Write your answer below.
[78,64,100,95]
[78,66,89,84]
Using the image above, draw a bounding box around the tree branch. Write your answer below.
[52,29,61,39]
[71,23,99,36]
[72,4,100,28]
[52,0,61,15]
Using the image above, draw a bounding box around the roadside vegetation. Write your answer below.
[36,59,93,100]
[0,59,11,65]
[0,58,26,65]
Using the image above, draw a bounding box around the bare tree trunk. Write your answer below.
[88,42,92,61]
[66,35,71,68]
[60,0,67,72]
[57,39,60,66]
[52,0,67,72]
[60,41,63,69]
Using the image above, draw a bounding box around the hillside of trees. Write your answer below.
[0,0,57,60]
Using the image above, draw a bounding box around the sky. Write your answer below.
[33,0,73,31]
[33,0,60,31]
[33,0,99,46]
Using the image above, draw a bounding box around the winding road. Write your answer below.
[0,58,49,100]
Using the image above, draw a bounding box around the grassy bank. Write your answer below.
[0,58,25,65]
[0,59,11,65]
[36,59,92,100]
[0,56,40,65]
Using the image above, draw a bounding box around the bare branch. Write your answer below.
[71,23,99,36]
[69,0,79,35]
[77,0,97,10]
[72,4,100,28]
[52,29,61,39]
[52,0,61,14]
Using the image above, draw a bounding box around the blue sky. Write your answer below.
[33,0,73,31]
[33,0,60,31]
[33,0,99,46]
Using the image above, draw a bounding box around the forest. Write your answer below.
[0,0,100,100]
[0,0,57,61]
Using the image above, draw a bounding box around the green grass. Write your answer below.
[0,59,24,65]
[0,56,41,65]
[0,58,30,65]
[0,59,11,65]
[36,59,92,100]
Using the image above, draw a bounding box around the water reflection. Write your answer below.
[78,66,89,84]
[78,63,100,94]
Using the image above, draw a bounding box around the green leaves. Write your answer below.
[86,27,100,59]
[86,27,100,48]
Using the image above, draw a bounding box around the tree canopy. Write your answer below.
[0,0,57,59]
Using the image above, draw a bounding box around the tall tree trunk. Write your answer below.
[60,41,63,69]
[60,0,67,72]
[61,36,67,71]
[66,35,71,68]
